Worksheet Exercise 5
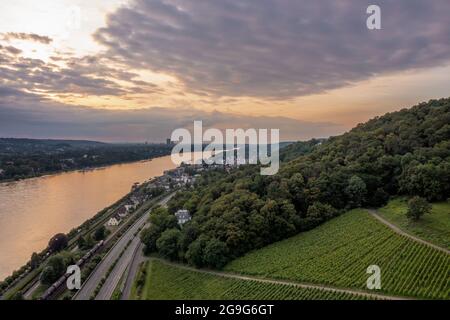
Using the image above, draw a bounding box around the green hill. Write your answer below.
[225,209,449,300]
[152,98,450,270]
[134,260,370,300]
[379,198,450,249]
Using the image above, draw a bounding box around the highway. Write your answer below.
[74,194,173,300]
[121,242,145,300]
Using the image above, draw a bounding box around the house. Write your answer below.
[117,207,128,218]
[106,216,121,227]
[130,196,141,206]
[124,205,134,213]
[175,209,192,226]
[131,182,140,191]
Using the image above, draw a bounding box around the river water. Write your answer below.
[0,155,178,281]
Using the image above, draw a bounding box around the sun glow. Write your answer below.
[0,0,128,57]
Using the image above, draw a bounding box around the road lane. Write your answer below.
[73,194,173,300]
[95,236,140,300]
[73,213,147,300]
[96,194,174,300]
[121,242,145,300]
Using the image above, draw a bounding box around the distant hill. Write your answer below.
[0,138,172,181]
[0,138,107,155]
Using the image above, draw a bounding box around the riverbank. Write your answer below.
[0,155,178,281]
[0,153,171,184]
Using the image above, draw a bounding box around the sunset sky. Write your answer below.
[1,0,449,142]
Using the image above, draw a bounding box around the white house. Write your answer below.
[124,204,135,213]
[106,216,121,227]
[175,209,192,226]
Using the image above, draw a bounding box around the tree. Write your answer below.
[406,197,432,221]
[156,229,181,261]
[40,252,74,285]
[400,163,450,201]
[185,237,207,267]
[345,175,367,208]
[304,202,337,228]
[77,236,87,250]
[48,233,68,252]
[140,226,161,254]
[40,266,57,286]
[149,207,178,232]
[93,226,107,241]
[203,238,228,269]
[261,199,298,242]
[40,255,65,285]
[370,188,390,207]
[288,173,307,212]
[178,222,199,253]
[30,252,40,270]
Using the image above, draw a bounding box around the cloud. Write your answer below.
[2,32,53,44]
[0,44,22,55]
[0,88,343,142]
[0,45,159,97]
[94,0,450,98]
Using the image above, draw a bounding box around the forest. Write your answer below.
[140,98,450,269]
[0,139,172,181]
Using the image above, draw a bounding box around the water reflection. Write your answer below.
[0,156,177,280]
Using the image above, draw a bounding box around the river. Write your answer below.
[0,155,178,281]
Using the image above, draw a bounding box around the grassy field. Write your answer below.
[225,209,449,300]
[138,260,369,300]
[378,198,450,250]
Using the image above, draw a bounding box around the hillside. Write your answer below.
[144,98,450,271]
[133,260,370,300]
[225,209,449,299]
[379,198,450,249]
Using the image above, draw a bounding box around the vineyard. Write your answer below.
[225,209,450,300]
[140,260,370,300]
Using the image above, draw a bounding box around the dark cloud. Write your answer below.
[0,89,343,142]
[0,45,22,55]
[94,0,450,98]
[2,32,53,44]
[0,46,158,97]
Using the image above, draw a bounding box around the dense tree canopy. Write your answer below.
[40,251,75,285]
[144,98,450,269]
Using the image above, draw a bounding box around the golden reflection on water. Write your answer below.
[0,156,177,280]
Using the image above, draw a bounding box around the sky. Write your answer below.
[0,0,449,142]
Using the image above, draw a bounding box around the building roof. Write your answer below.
[175,209,191,220]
